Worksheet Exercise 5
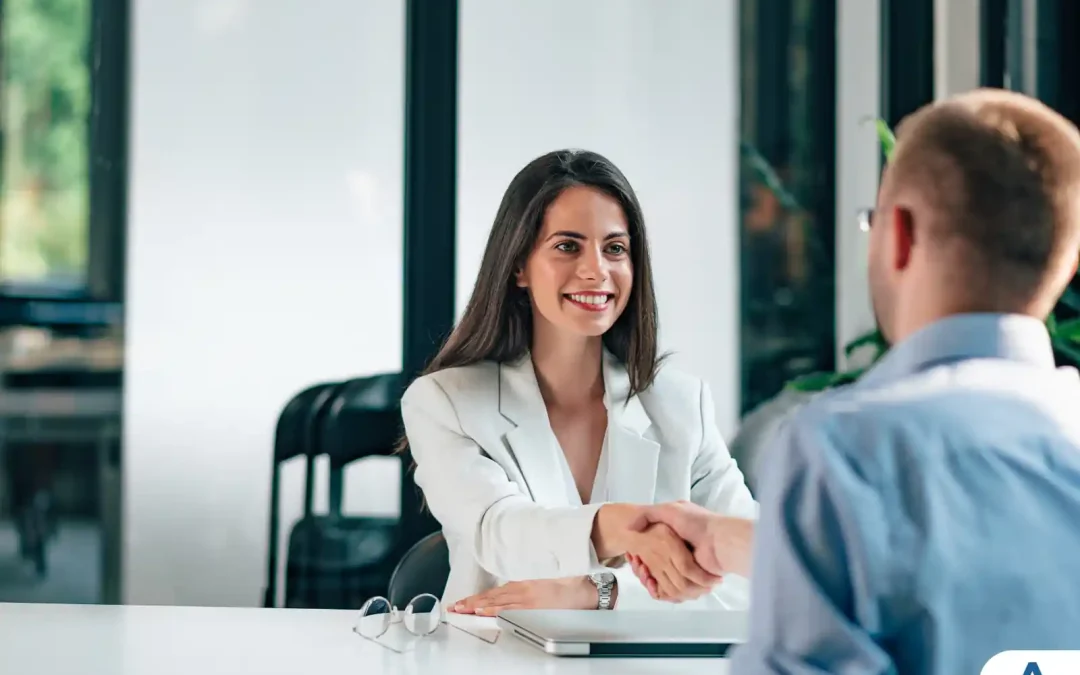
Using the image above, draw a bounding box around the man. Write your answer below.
[632,89,1080,672]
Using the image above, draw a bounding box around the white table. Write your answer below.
[0,603,731,674]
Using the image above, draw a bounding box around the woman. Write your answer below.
[400,149,757,614]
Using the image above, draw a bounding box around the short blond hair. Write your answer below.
[887,88,1080,304]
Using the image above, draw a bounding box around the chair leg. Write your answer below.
[263,468,280,608]
[302,455,316,518]
[329,465,343,516]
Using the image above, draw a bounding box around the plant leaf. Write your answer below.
[1054,317,1080,342]
[1058,286,1080,311]
[843,330,883,358]
[786,371,839,393]
[830,369,866,386]
[876,119,896,160]
[786,368,864,393]
[1053,338,1080,366]
[740,141,801,211]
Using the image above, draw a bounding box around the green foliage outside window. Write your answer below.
[786,121,893,392]
[0,0,91,284]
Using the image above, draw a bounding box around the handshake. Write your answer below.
[596,501,755,603]
[449,501,756,615]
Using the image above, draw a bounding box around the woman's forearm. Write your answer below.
[469,501,641,583]
[591,503,641,559]
[475,500,604,580]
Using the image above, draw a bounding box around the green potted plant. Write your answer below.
[785,120,897,391]
[729,121,895,492]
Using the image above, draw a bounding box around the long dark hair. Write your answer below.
[398,150,662,459]
[434,149,660,388]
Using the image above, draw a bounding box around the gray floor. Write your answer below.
[0,520,101,604]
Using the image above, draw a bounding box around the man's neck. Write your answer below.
[893,301,1041,345]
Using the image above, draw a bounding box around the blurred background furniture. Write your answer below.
[0,295,122,604]
[266,372,440,610]
[263,380,341,608]
[387,530,449,608]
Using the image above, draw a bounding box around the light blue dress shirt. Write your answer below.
[730,313,1080,674]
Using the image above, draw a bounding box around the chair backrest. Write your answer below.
[387,531,450,608]
[321,372,406,467]
[273,382,338,463]
[265,380,341,607]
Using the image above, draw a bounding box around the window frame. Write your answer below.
[0,0,127,329]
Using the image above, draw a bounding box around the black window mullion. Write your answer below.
[399,0,458,550]
[87,0,130,303]
[980,0,1007,88]
[880,0,934,129]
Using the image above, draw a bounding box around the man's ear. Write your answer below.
[890,205,915,271]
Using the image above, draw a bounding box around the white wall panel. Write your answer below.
[125,0,404,606]
[458,0,742,434]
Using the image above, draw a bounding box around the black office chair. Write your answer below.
[387,531,450,608]
[320,373,406,514]
[320,372,440,566]
[281,373,406,609]
[263,381,341,608]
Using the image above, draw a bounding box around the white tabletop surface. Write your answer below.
[0,603,730,675]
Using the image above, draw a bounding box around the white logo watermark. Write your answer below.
[982,651,1080,675]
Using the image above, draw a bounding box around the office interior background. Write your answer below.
[0,0,1076,610]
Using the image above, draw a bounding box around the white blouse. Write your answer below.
[401,351,757,611]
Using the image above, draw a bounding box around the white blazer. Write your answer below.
[400,351,758,610]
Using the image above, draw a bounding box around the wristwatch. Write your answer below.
[589,572,617,610]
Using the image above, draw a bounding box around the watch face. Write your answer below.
[591,572,615,585]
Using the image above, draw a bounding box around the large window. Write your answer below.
[0,0,92,288]
[738,0,836,413]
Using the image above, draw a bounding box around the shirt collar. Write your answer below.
[858,313,1055,387]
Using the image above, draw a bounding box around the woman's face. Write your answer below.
[516,186,633,339]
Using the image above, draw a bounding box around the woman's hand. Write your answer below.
[449,576,601,616]
[623,523,722,602]
[628,511,756,601]
[627,552,660,598]
[592,503,642,559]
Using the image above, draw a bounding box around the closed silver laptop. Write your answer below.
[496,609,748,657]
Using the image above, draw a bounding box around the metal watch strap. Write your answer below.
[590,573,615,610]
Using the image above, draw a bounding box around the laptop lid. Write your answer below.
[496,609,748,658]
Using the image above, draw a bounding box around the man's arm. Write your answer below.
[727,415,895,674]
[629,503,752,578]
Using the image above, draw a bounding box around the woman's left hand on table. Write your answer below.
[449,576,599,616]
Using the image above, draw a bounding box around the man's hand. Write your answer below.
[627,501,755,597]
[449,576,601,616]
[621,523,722,602]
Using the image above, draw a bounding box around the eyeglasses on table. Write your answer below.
[353,593,442,653]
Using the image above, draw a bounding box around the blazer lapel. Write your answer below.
[498,356,570,506]
[602,352,660,505]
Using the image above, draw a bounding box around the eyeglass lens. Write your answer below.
[357,596,393,639]
[403,593,441,636]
